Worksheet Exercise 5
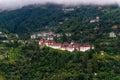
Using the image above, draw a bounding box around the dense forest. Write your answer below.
[0,42,120,80]
[0,4,120,34]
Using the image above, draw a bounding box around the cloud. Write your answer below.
[0,0,119,10]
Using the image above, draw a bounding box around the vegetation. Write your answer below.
[0,42,119,80]
[0,5,119,34]
[0,5,120,44]
[0,4,120,80]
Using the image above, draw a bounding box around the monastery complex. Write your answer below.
[39,38,94,52]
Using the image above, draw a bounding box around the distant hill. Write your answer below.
[0,4,119,34]
[0,4,64,33]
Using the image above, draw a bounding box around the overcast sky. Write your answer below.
[0,0,119,10]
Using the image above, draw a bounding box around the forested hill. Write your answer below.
[0,4,120,34]
[0,4,64,33]
[0,42,120,80]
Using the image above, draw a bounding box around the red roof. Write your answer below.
[39,38,94,50]
[40,38,46,42]
[63,42,69,44]
[45,40,55,43]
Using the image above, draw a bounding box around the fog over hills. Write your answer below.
[0,0,119,10]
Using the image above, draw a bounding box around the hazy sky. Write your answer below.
[0,0,119,10]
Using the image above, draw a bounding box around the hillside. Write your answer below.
[0,4,120,54]
[0,4,64,33]
[0,42,119,80]
[0,5,120,34]
[0,3,120,80]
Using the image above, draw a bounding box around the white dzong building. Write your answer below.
[39,38,94,52]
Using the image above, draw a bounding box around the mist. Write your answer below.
[0,0,119,10]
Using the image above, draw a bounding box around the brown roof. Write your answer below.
[45,40,55,43]
[84,44,91,47]
[40,38,94,49]
[62,42,69,47]
[61,42,69,48]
